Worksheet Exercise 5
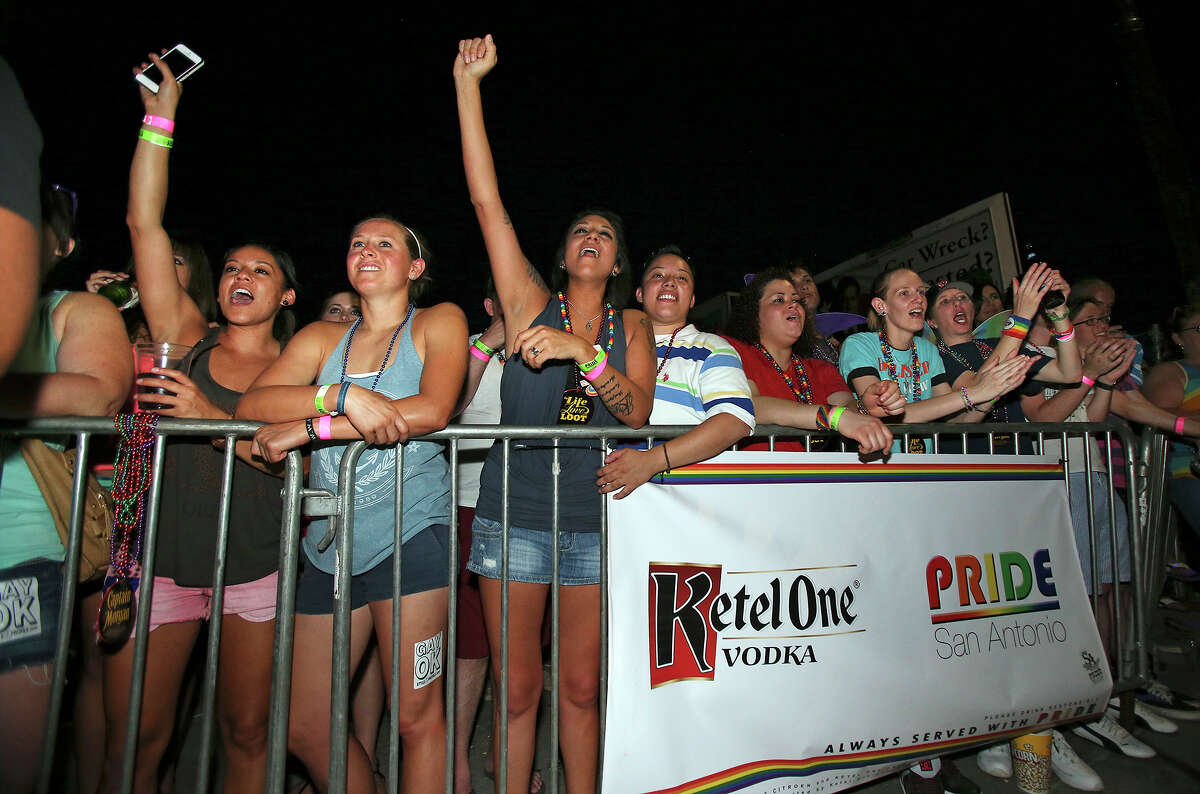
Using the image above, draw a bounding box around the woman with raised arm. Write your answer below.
[454,34,656,793]
[926,263,1082,453]
[238,214,467,793]
[838,268,1033,454]
[722,268,898,453]
[100,52,295,794]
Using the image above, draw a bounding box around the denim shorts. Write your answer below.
[467,515,600,585]
[295,524,450,614]
[0,559,62,670]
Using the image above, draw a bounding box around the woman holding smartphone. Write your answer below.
[101,52,296,794]
[455,34,656,794]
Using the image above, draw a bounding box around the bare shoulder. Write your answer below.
[54,291,124,334]
[415,301,468,332]
[621,307,650,335]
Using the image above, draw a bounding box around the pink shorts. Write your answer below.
[147,571,278,632]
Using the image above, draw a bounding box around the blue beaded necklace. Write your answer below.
[340,303,414,391]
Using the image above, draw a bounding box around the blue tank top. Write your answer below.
[306,316,450,575]
[474,297,628,532]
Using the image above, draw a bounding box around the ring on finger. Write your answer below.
[531,347,541,356]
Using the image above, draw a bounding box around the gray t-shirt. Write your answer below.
[0,58,42,229]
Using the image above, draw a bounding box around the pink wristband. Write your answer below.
[469,345,490,362]
[1080,375,1096,387]
[1175,416,1187,435]
[582,355,609,382]
[317,414,333,440]
[142,114,175,134]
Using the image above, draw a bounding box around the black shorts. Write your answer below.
[294,524,450,614]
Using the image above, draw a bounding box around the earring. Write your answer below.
[281,300,289,306]
[559,262,566,270]
[611,269,618,278]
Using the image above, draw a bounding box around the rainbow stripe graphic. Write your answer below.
[659,462,1062,486]
[645,717,1096,793]
[930,599,1061,624]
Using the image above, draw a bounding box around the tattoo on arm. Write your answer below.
[596,374,634,417]
[640,316,657,359]
[523,257,547,291]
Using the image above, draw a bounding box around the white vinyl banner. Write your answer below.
[603,452,1112,794]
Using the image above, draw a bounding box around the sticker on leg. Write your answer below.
[413,630,444,690]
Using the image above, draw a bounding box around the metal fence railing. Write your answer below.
[0,418,1160,794]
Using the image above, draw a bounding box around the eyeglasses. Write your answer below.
[1076,314,1111,327]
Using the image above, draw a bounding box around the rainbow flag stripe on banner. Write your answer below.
[659,461,1062,485]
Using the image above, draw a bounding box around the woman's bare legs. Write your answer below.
[216,615,275,794]
[479,578,549,794]
[100,621,201,794]
[351,637,385,769]
[73,588,105,793]
[0,662,54,794]
[557,585,600,794]
[369,589,449,794]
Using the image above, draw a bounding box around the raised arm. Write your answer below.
[454,35,550,340]
[126,52,207,346]
[0,293,133,417]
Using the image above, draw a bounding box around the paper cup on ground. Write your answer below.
[1011,731,1052,794]
[134,342,192,412]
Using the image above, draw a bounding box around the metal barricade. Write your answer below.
[0,418,1152,794]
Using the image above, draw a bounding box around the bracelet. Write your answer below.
[959,387,977,412]
[814,404,831,431]
[1002,313,1031,340]
[1045,306,1070,323]
[317,414,333,440]
[828,405,846,431]
[582,354,609,382]
[579,347,606,373]
[1054,325,1075,343]
[1080,375,1096,387]
[142,114,175,133]
[1094,380,1114,391]
[304,418,318,442]
[1175,416,1187,434]
[336,383,350,416]
[472,338,496,357]
[661,444,672,472]
[138,128,173,149]
[315,384,333,415]
[469,345,490,362]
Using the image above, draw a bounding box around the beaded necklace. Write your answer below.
[655,325,685,382]
[936,338,994,374]
[877,330,922,398]
[109,412,159,577]
[340,303,414,390]
[754,343,814,404]
[558,291,615,352]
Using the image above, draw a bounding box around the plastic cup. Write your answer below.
[134,342,192,411]
[1011,731,1052,794]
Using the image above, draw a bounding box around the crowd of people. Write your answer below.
[3,36,1200,794]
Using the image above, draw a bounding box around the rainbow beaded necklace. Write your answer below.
[754,343,814,404]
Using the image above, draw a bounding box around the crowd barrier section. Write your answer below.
[0,418,1160,794]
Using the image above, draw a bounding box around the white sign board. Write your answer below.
[604,452,1111,794]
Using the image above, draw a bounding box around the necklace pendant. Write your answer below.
[586,320,593,331]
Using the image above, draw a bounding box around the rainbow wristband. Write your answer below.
[814,405,831,431]
[142,114,175,134]
[138,128,173,149]
[828,405,846,432]
[317,414,333,440]
[1081,375,1096,387]
[1175,416,1187,435]
[315,384,333,415]
[1002,313,1031,340]
[582,354,609,383]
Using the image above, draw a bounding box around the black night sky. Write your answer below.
[4,3,1197,330]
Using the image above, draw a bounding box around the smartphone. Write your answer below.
[135,44,204,93]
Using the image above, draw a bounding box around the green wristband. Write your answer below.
[472,338,496,356]
[579,348,606,373]
[828,405,847,432]
[138,128,174,149]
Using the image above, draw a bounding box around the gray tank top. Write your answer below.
[307,315,450,575]
[474,297,627,532]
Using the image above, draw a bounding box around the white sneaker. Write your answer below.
[1110,697,1179,734]
[1071,712,1156,758]
[1050,730,1103,791]
[975,743,1011,778]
